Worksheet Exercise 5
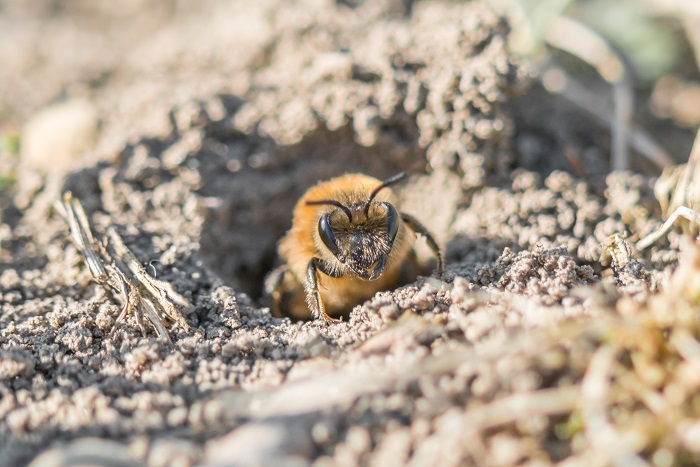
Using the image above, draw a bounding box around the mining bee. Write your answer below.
[265,172,443,322]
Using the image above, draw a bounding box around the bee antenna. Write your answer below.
[306,199,353,222]
[364,172,407,215]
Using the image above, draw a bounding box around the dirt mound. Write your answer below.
[0,0,694,465]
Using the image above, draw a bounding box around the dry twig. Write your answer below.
[55,192,191,341]
[637,128,700,250]
[581,345,648,466]
[545,16,634,171]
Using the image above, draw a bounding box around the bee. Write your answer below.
[265,172,443,322]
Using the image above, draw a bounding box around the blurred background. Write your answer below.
[0,0,699,181]
[494,0,700,173]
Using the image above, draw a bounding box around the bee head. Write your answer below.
[306,173,406,280]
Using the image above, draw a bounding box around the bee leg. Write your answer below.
[264,265,289,317]
[306,258,341,323]
[401,213,444,274]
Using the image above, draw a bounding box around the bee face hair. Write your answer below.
[306,174,405,280]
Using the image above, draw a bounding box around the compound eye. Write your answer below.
[384,202,400,243]
[318,213,340,256]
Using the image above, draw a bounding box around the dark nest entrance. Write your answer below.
[197,115,426,300]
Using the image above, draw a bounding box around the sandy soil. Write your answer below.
[0,0,695,465]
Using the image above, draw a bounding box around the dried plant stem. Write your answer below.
[54,192,107,282]
[636,206,700,250]
[545,16,634,171]
[55,192,191,341]
[540,64,673,170]
[581,345,648,467]
[637,128,700,250]
[105,227,191,332]
[460,385,580,431]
